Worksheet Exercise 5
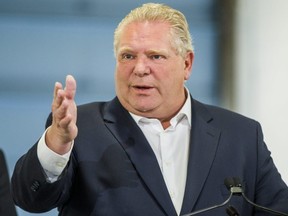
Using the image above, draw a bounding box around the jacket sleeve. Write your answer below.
[11,141,73,213]
[254,122,288,214]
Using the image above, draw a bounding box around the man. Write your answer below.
[12,3,288,216]
[0,149,17,216]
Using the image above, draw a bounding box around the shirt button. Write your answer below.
[165,161,171,166]
[55,161,65,167]
[170,191,175,199]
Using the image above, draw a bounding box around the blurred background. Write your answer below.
[0,0,287,215]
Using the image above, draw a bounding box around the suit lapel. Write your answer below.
[180,99,221,215]
[102,98,177,216]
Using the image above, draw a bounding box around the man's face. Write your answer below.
[115,21,193,120]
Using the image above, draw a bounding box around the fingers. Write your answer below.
[58,113,73,128]
[52,75,77,109]
[51,75,77,124]
[65,75,77,100]
[55,97,69,120]
[53,81,62,99]
[46,75,78,151]
[53,89,65,112]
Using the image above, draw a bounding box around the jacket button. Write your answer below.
[30,181,40,192]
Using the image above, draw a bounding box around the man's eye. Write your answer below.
[122,54,134,60]
[151,55,164,60]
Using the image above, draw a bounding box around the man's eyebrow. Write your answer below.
[146,49,169,55]
[117,47,134,54]
[117,47,170,56]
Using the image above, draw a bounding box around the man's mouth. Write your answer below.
[133,85,153,90]
[131,85,154,93]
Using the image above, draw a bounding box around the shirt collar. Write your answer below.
[129,87,192,127]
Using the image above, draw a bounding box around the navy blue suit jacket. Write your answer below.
[12,97,288,215]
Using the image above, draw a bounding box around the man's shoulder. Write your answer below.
[76,97,125,120]
[77,97,116,112]
[193,99,259,128]
[77,101,106,110]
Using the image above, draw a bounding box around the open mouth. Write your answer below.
[132,85,154,93]
[134,85,153,90]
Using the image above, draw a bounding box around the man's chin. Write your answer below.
[131,105,155,115]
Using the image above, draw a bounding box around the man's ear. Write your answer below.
[184,51,194,80]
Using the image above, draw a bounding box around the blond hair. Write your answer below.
[114,3,194,58]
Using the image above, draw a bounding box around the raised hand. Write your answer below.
[46,75,78,155]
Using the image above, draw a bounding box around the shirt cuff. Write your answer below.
[37,127,73,177]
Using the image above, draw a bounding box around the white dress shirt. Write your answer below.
[37,89,191,215]
[129,92,191,214]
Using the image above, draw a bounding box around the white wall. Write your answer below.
[234,0,288,183]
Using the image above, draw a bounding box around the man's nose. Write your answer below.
[133,57,151,77]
